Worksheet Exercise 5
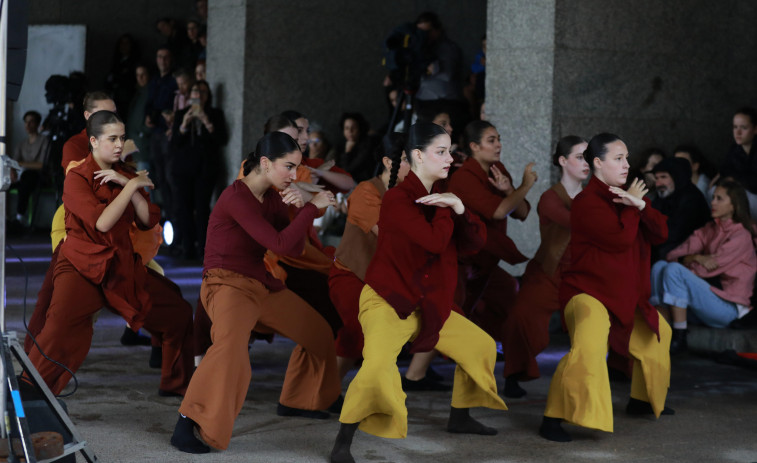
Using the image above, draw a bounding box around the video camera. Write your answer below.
[382,22,429,92]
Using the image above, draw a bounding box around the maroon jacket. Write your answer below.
[364,171,486,352]
[559,175,668,356]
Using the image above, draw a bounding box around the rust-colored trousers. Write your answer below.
[179,269,340,450]
[328,265,365,359]
[27,257,194,396]
[501,260,561,380]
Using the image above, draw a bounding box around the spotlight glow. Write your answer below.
[163,220,174,246]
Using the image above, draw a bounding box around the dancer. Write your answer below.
[500,136,589,398]
[171,132,340,453]
[329,133,448,392]
[539,133,673,442]
[330,122,507,463]
[27,110,193,397]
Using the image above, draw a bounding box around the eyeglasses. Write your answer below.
[308,138,322,144]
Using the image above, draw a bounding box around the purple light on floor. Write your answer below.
[165,277,203,286]
[5,257,53,264]
[5,242,53,251]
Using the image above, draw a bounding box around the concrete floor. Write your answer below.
[3,232,757,463]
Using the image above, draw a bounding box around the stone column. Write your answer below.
[206,0,251,185]
[486,0,557,274]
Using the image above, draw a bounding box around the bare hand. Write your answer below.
[280,186,305,208]
[698,255,718,271]
[520,162,538,189]
[310,190,337,209]
[94,169,130,186]
[416,192,465,214]
[625,177,649,200]
[318,160,336,171]
[128,170,154,190]
[488,164,513,193]
[294,181,326,194]
[144,115,155,128]
[609,185,646,210]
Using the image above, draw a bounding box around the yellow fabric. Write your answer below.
[544,293,671,433]
[145,259,164,275]
[50,204,66,251]
[339,285,507,439]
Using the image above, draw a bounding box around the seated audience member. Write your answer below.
[9,110,49,225]
[500,136,588,398]
[630,147,665,197]
[716,107,757,218]
[335,112,377,183]
[651,180,757,354]
[308,127,336,162]
[673,144,712,200]
[650,157,711,261]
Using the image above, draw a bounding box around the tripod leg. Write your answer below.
[1,337,38,462]
[8,337,98,462]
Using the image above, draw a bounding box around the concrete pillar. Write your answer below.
[486,0,557,274]
[206,0,251,185]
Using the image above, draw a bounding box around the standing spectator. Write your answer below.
[105,34,140,113]
[173,69,194,114]
[126,65,152,172]
[179,20,204,70]
[715,107,757,218]
[9,111,49,225]
[195,61,206,83]
[145,46,178,213]
[196,0,208,26]
[170,80,227,260]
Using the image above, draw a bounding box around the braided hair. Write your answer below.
[383,133,407,189]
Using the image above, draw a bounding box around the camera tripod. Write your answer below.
[1,1,97,460]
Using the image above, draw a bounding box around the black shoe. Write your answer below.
[328,394,344,414]
[670,328,688,355]
[425,365,443,382]
[120,327,152,346]
[402,375,452,392]
[149,346,163,369]
[170,415,210,454]
[539,416,571,442]
[158,389,183,398]
[503,376,527,398]
[625,397,675,416]
[276,403,330,419]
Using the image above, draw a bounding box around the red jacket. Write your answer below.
[60,154,161,330]
[448,157,529,265]
[364,171,486,352]
[61,129,89,171]
[559,176,668,356]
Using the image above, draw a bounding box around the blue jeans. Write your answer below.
[650,261,739,328]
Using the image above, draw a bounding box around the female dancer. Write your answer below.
[448,120,536,345]
[171,132,340,453]
[540,133,673,442]
[27,110,193,397]
[652,179,757,354]
[500,136,589,398]
[329,133,447,391]
[330,122,507,463]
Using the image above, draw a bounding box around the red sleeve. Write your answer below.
[538,189,570,229]
[135,187,161,230]
[572,195,641,253]
[227,194,318,256]
[454,208,487,255]
[449,168,502,220]
[381,189,455,254]
[61,170,107,228]
[639,197,668,245]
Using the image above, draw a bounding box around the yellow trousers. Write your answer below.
[339,285,507,439]
[544,293,671,432]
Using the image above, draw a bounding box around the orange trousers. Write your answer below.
[27,257,194,395]
[179,269,340,450]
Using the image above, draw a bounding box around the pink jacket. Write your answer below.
[666,219,757,306]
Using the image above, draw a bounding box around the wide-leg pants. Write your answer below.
[544,293,671,432]
[179,269,341,450]
[339,285,507,439]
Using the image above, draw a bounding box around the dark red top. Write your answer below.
[62,129,89,171]
[448,157,529,265]
[203,180,318,290]
[559,175,668,356]
[60,154,160,330]
[364,171,486,352]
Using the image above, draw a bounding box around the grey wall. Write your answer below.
[553,0,757,169]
